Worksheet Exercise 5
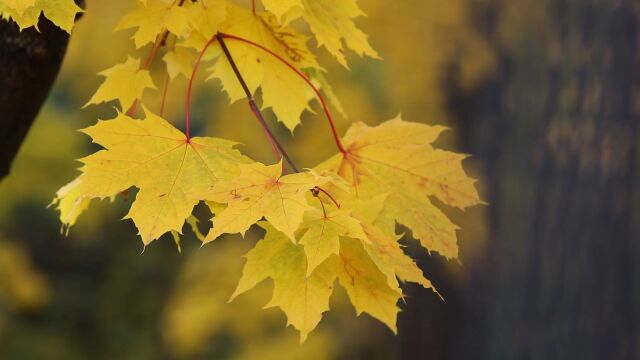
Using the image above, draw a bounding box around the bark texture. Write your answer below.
[0,16,72,180]
[399,1,640,359]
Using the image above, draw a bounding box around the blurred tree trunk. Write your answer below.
[0,14,77,181]
[437,0,639,359]
[398,1,638,359]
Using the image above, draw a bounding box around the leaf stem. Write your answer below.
[185,35,219,140]
[215,33,300,173]
[126,0,187,117]
[314,186,340,208]
[218,32,347,154]
[125,33,166,117]
[315,195,328,218]
[159,72,170,117]
[186,32,343,208]
[249,99,293,171]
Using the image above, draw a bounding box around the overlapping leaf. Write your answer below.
[84,57,155,110]
[204,161,326,243]
[331,237,402,332]
[231,221,411,342]
[299,208,366,276]
[233,223,410,338]
[3,0,36,17]
[231,223,335,343]
[52,108,251,245]
[228,152,452,340]
[317,117,482,259]
[350,195,435,291]
[261,0,378,66]
[0,0,83,33]
[116,0,190,49]
[163,46,197,80]
[183,0,227,47]
[208,4,321,131]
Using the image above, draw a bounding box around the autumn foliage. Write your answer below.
[3,0,482,341]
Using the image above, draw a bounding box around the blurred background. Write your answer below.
[1,0,639,359]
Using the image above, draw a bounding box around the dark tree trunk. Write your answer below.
[0,14,75,180]
[399,0,639,359]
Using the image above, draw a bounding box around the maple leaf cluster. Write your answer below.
[39,0,482,341]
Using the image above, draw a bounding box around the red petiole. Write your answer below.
[314,186,341,208]
[185,35,219,140]
[218,32,347,154]
[215,33,301,172]
[125,0,187,117]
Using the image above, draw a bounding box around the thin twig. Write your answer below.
[249,100,287,167]
[219,32,347,154]
[315,186,341,208]
[126,0,188,117]
[159,72,170,117]
[316,195,328,218]
[215,33,300,173]
[185,34,222,139]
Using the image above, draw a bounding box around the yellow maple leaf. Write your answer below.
[38,0,83,33]
[84,57,156,110]
[260,0,300,20]
[163,46,197,80]
[301,182,437,295]
[230,221,406,341]
[3,0,35,17]
[263,0,378,67]
[204,161,325,243]
[53,107,250,245]
[317,117,483,260]
[0,0,83,33]
[49,176,92,235]
[209,4,320,131]
[348,194,436,291]
[115,0,190,49]
[301,0,379,67]
[185,0,226,41]
[299,207,367,276]
[360,222,434,290]
[0,4,39,31]
[331,237,401,333]
[231,223,335,343]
